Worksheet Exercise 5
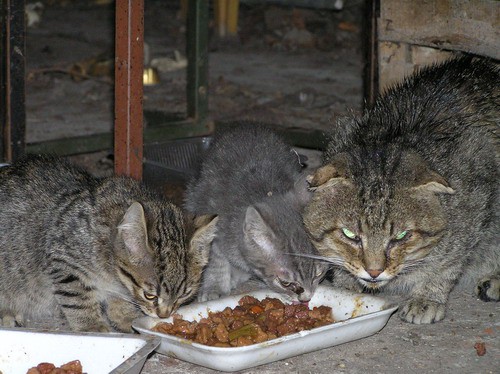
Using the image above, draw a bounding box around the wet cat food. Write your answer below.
[152,295,335,347]
[26,360,83,374]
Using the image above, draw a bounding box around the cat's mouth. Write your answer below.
[355,269,393,288]
[358,278,388,288]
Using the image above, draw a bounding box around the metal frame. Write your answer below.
[363,0,379,109]
[142,0,210,136]
[2,0,331,168]
[0,0,26,163]
[22,0,211,176]
[114,0,145,179]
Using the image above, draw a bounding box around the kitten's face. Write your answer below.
[243,204,328,302]
[266,234,329,302]
[115,203,216,318]
[304,154,453,289]
[120,251,205,319]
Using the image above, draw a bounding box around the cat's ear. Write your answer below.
[403,152,455,195]
[307,154,350,192]
[244,206,277,258]
[189,215,218,267]
[412,169,455,195]
[117,202,150,260]
[307,164,338,187]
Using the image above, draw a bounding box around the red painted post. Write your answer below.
[114,0,144,180]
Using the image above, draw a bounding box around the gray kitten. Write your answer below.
[185,125,328,302]
[0,155,217,332]
[304,56,499,324]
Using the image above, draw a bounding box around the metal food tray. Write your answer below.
[133,285,398,372]
[0,327,160,374]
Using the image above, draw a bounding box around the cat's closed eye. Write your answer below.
[277,278,304,295]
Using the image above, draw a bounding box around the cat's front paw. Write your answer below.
[399,298,446,324]
[105,298,142,332]
[476,276,500,302]
[197,291,223,302]
[0,310,24,327]
[93,324,112,333]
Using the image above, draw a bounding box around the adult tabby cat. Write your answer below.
[304,56,499,324]
[0,155,217,332]
[185,125,328,302]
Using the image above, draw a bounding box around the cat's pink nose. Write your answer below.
[367,269,383,278]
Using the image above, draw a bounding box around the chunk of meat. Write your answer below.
[153,296,335,347]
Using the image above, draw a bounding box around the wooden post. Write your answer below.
[226,0,239,36]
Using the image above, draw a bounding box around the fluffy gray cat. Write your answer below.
[304,56,499,324]
[0,155,217,332]
[185,125,328,302]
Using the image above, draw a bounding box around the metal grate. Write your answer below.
[143,136,211,177]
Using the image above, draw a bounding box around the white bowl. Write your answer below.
[133,285,398,372]
[0,328,160,374]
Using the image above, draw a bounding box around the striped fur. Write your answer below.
[0,155,216,332]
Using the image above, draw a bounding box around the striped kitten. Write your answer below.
[0,155,217,332]
[185,125,328,302]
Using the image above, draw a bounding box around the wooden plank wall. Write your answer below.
[375,0,499,92]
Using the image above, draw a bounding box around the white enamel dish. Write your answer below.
[132,285,398,372]
[0,328,160,374]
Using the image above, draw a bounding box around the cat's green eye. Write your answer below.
[143,292,157,301]
[341,228,358,241]
[395,230,408,240]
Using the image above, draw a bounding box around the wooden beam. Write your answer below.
[378,0,500,60]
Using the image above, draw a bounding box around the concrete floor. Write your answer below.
[19,1,499,373]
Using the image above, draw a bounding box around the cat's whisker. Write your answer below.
[102,288,142,308]
[285,252,344,266]
[400,255,456,274]
[402,252,456,270]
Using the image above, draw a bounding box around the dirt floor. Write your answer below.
[19,1,499,373]
[25,0,364,145]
